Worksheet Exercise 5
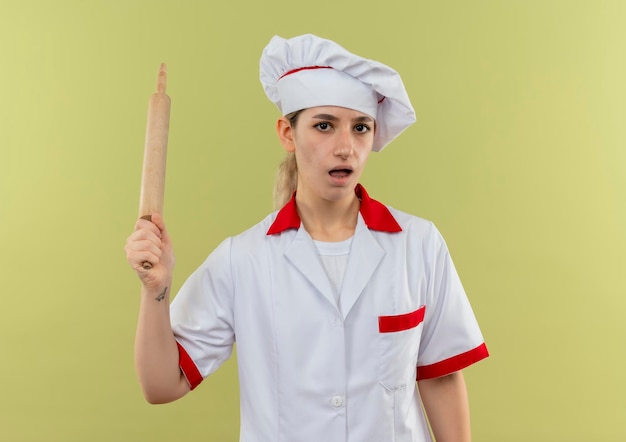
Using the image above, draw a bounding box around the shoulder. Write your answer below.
[227,210,287,251]
[195,211,281,272]
[386,206,441,239]
[379,205,451,257]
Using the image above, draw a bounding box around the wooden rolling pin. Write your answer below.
[138,63,171,270]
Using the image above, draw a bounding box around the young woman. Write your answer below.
[125,34,488,441]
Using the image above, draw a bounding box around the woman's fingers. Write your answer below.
[126,221,163,268]
[125,214,174,286]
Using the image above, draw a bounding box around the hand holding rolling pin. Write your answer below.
[125,64,175,286]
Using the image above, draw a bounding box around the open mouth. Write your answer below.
[329,168,353,178]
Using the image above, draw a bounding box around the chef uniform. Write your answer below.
[170,34,489,442]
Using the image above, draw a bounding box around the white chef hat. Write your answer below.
[260,34,416,152]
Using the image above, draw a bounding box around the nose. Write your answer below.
[334,129,354,158]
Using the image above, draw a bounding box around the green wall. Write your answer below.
[1,1,624,440]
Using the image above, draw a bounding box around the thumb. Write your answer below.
[150,212,166,231]
[150,213,171,243]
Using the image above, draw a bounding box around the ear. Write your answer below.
[276,117,296,153]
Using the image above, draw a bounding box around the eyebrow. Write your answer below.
[312,113,375,123]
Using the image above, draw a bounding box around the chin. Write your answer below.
[322,186,356,202]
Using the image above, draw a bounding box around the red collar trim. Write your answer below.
[266,184,402,235]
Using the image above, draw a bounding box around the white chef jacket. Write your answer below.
[170,184,488,442]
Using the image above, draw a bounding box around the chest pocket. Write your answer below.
[378,305,425,391]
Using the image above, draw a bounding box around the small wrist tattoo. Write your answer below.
[155,287,168,302]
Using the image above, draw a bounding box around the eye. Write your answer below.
[354,124,371,133]
[314,122,332,131]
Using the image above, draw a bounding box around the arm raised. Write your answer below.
[125,213,190,403]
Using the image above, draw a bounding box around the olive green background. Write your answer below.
[1,0,624,440]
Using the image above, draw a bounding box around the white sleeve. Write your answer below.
[416,227,488,380]
[170,237,236,388]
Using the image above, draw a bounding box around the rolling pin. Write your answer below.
[138,63,171,270]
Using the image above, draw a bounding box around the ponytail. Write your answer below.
[272,110,302,210]
[273,152,298,210]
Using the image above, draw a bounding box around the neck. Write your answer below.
[295,190,360,242]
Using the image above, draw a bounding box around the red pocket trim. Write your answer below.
[378,306,426,333]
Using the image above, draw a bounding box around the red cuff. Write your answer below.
[177,342,203,390]
[416,343,489,380]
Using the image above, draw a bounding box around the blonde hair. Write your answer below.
[273,152,298,209]
[272,111,301,210]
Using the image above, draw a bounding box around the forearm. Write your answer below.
[134,281,189,404]
[418,371,471,442]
